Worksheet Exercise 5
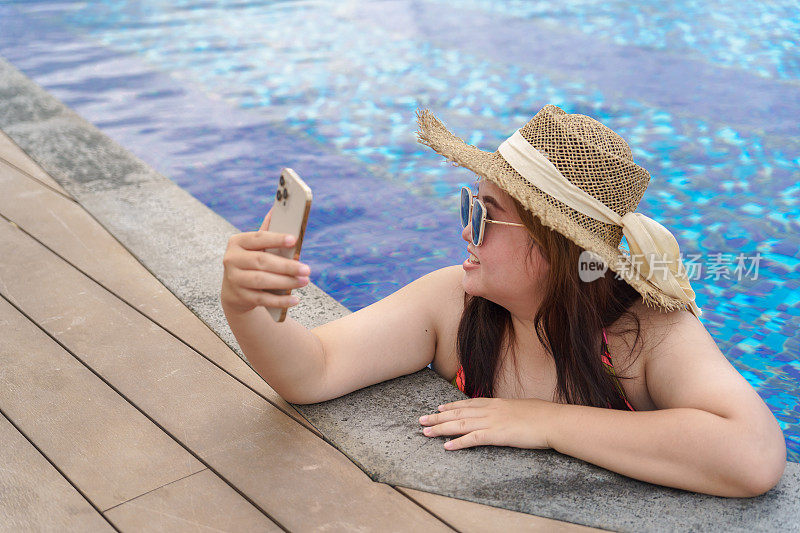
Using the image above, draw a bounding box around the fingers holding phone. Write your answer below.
[221,168,313,321]
[221,230,311,314]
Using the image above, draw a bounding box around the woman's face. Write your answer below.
[461,179,549,315]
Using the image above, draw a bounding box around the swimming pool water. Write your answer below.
[1,0,798,461]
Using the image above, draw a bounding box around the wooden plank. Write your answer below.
[0,219,452,531]
[0,129,72,197]
[0,147,319,436]
[105,469,281,531]
[397,487,603,532]
[0,413,113,532]
[0,296,205,511]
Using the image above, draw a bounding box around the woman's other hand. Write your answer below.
[221,208,311,314]
[418,398,557,450]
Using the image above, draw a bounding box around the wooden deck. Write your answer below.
[0,130,602,531]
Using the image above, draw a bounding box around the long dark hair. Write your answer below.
[455,196,643,409]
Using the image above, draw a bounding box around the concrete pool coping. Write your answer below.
[1,56,798,531]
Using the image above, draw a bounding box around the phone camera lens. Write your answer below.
[276,190,281,201]
[282,189,289,200]
[280,176,285,186]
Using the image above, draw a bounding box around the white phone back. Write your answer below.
[264,168,312,322]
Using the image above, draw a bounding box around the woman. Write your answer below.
[221,105,786,498]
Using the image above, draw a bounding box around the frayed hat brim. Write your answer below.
[415,109,495,180]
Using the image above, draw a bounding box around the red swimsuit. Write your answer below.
[451,327,636,411]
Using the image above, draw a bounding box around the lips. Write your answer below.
[467,249,480,264]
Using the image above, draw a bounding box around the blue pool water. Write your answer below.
[1,1,798,461]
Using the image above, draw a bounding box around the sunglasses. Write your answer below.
[460,186,526,246]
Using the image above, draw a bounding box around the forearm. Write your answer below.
[547,404,763,497]
[222,303,326,404]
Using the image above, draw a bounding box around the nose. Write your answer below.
[461,220,472,243]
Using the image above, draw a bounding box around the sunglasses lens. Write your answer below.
[460,188,470,228]
[471,199,483,245]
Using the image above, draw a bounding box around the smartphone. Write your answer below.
[263,168,313,322]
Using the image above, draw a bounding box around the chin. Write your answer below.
[460,271,484,298]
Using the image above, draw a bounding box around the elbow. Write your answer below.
[747,460,786,498]
[277,390,312,405]
[746,464,785,498]
[742,434,787,497]
[251,365,324,404]
[282,390,324,405]
[271,380,326,405]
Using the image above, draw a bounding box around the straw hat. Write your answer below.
[415,104,701,317]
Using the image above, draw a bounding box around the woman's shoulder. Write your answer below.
[622,300,701,353]
[419,265,466,379]
[601,300,693,405]
[630,302,720,372]
[414,265,465,310]
[606,298,688,353]
[422,265,467,333]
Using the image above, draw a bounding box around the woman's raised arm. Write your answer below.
[223,219,460,404]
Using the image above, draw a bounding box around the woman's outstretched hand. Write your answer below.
[418,398,556,451]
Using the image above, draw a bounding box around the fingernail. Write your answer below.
[285,235,296,246]
[423,427,431,435]
[289,296,300,304]
[419,415,428,423]
[298,264,311,275]
[297,276,309,284]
